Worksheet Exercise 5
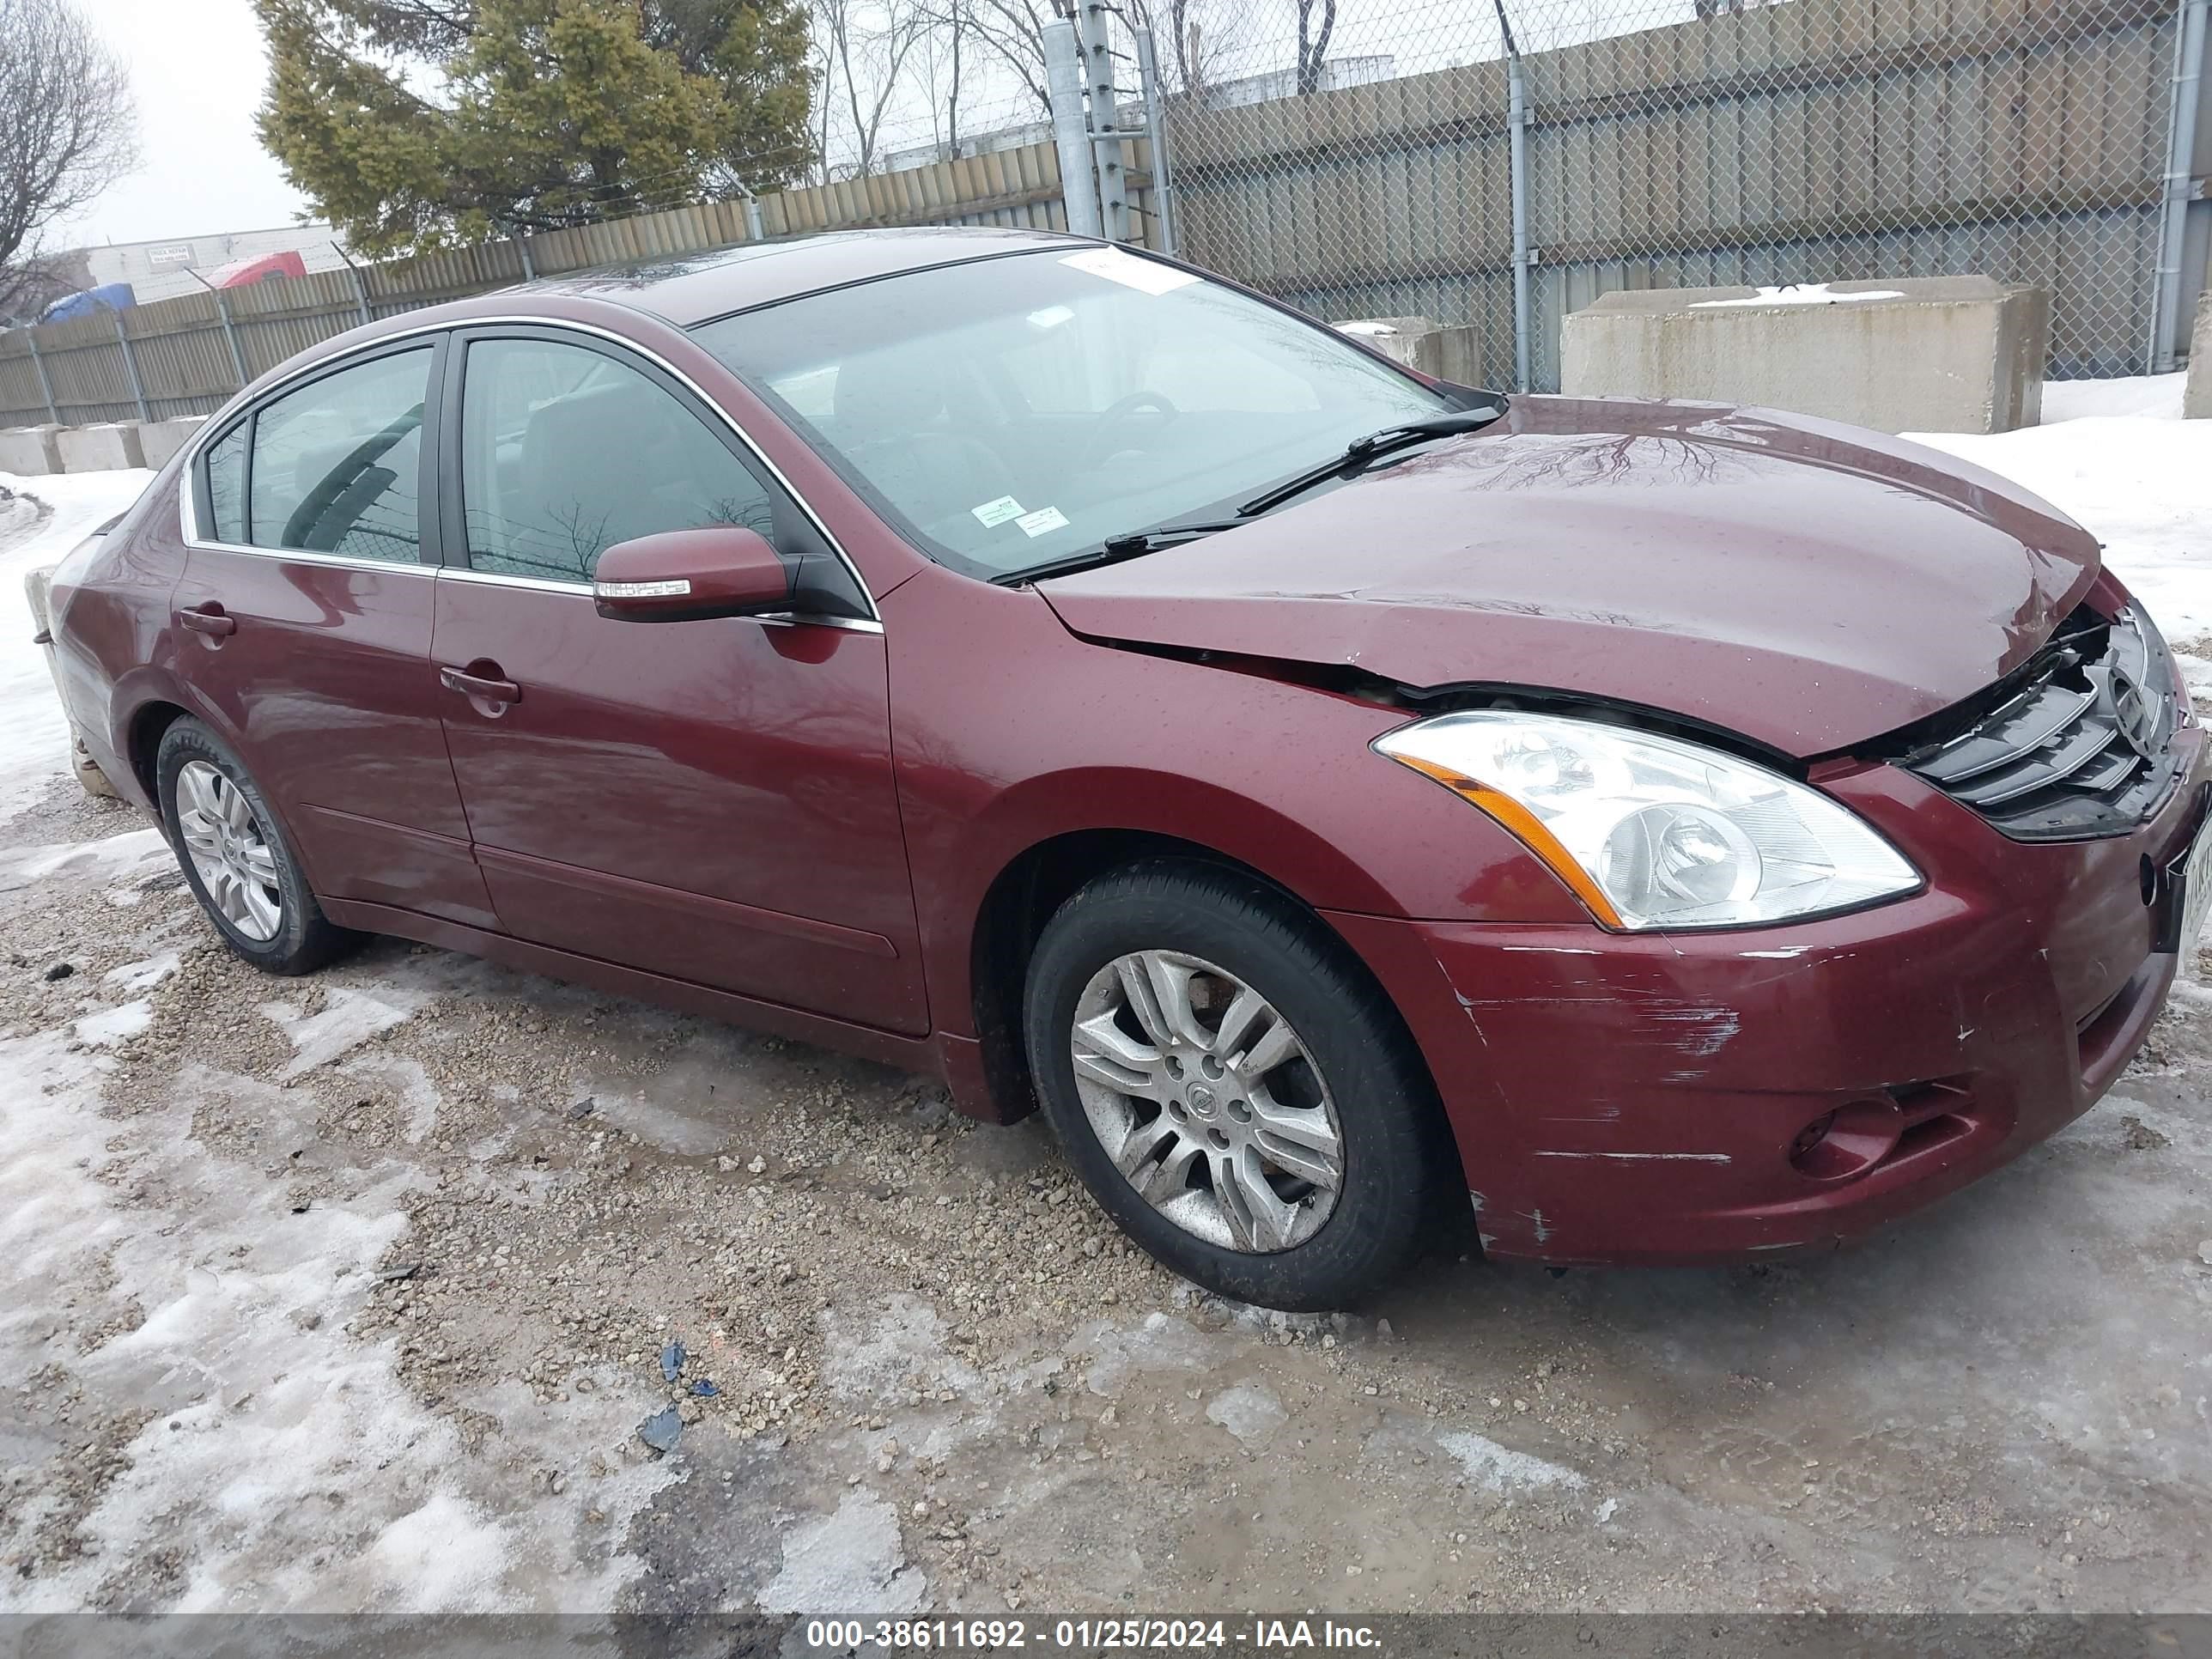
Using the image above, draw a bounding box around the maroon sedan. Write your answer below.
[44,228,2211,1309]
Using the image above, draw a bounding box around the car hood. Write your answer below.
[1036,396,2101,757]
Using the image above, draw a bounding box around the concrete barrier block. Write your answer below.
[1560,277,2048,434]
[1407,325,1502,389]
[2187,300,2212,420]
[0,425,64,475]
[1333,316,1438,366]
[137,415,208,471]
[55,421,148,472]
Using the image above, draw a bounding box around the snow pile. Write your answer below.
[1692,283,1904,307]
[1906,374,2212,644]
[2040,374,2187,422]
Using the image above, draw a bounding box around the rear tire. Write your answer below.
[156,718,357,975]
[1023,859,1444,1310]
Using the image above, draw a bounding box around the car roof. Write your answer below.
[513,226,1087,327]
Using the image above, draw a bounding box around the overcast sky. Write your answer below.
[56,0,310,249]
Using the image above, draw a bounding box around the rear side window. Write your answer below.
[459,337,775,584]
[204,422,246,544]
[247,348,431,562]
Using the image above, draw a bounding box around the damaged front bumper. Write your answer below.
[1326,727,2211,1265]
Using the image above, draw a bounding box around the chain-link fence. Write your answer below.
[1154,0,2208,388]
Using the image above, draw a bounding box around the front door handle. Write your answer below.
[177,604,236,638]
[440,663,522,706]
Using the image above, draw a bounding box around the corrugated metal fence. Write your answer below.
[1163,0,2204,388]
[0,138,1135,430]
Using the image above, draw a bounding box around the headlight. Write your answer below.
[1374,710,1921,930]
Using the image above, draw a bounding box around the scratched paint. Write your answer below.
[1649,1004,1742,1058]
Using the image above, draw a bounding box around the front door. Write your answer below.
[172,337,497,928]
[429,327,927,1035]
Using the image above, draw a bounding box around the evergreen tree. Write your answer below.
[256,0,812,255]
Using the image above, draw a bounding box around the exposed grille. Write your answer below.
[1901,605,2187,842]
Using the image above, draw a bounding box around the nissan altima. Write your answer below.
[42,228,2209,1309]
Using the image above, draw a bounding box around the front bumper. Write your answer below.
[1328,729,2210,1264]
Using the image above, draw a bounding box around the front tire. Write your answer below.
[156,718,356,975]
[1024,860,1445,1310]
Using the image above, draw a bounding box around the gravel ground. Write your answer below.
[2,756,2209,1620]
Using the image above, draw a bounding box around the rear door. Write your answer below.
[428,325,927,1033]
[173,336,496,927]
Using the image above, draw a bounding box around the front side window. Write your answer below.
[690,247,1455,580]
[459,337,775,584]
[247,348,430,562]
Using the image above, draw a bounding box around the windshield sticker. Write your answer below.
[1016,506,1070,538]
[1059,247,1199,296]
[1026,304,1075,330]
[971,495,1026,527]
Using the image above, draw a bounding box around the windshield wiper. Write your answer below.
[1100,518,1249,556]
[992,518,1250,586]
[994,401,1509,586]
[1238,405,1507,517]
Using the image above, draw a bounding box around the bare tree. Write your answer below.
[0,0,137,318]
[1115,0,1256,97]
[961,0,1056,118]
[811,0,931,176]
[912,0,969,156]
[1294,0,1336,94]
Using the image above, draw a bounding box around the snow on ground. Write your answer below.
[1905,373,2212,653]
[0,469,152,824]
[0,1010,677,1615]
[2041,373,2189,422]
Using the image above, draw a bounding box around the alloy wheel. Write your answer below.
[1067,949,1345,1252]
[174,759,284,942]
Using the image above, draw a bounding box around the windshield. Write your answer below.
[689,246,1455,580]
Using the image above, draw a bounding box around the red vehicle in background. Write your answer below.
[211,250,307,289]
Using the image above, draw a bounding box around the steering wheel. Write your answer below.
[1085,390,1179,465]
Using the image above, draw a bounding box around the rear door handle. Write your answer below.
[440,664,522,706]
[177,604,236,637]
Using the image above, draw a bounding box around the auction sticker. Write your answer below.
[1060,246,1199,295]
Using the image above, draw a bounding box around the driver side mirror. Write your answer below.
[592,526,792,623]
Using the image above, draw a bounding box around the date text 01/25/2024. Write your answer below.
[802,1619,1382,1650]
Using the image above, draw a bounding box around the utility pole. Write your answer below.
[1045,18,1104,237]
[1074,0,1130,242]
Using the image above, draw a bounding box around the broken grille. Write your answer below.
[1902,605,2186,842]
